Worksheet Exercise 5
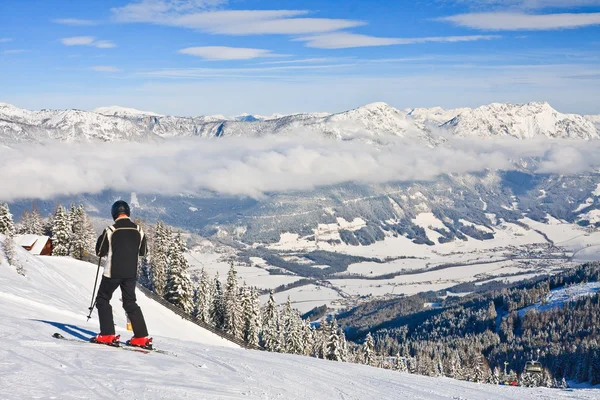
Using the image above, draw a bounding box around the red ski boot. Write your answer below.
[127,336,153,350]
[91,334,120,346]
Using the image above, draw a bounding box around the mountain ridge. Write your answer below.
[0,101,597,143]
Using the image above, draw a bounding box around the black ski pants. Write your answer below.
[95,276,148,338]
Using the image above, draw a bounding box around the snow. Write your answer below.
[260,284,344,313]
[594,183,600,197]
[93,105,163,117]
[185,250,301,289]
[574,198,594,213]
[14,234,50,255]
[578,210,600,225]
[519,282,600,317]
[444,101,599,140]
[412,212,446,243]
[0,248,236,347]
[2,238,600,399]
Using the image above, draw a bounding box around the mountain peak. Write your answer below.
[358,102,393,112]
[93,106,163,117]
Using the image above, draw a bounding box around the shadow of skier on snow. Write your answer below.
[34,320,96,341]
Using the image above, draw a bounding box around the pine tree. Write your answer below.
[51,205,70,256]
[164,233,194,314]
[210,273,225,329]
[326,317,342,361]
[224,262,243,339]
[151,222,169,296]
[286,310,304,355]
[250,288,262,346]
[0,204,17,270]
[4,229,18,269]
[261,290,279,352]
[43,213,54,237]
[195,268,212,323]
[240,283,260,346]
[18,207,44,236]
[70,205,95,260]
[137,222,153,290]
[0,203,15,236]
[302,318,314,356]
[363,333,375,366]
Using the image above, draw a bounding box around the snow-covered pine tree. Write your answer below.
[137,222,153,290]
[362,332,375,366]
[302,318,314,356]
[70,205,95,260]
[18,207,44,236]
[247,287,261,347]
[287,310,304,355]
[261,290,279,352]
[43,213,54,237]
[326,317,342,361]
[17,210,30,234]
[210,273,225,329]
[164,233,194,314]
[241,282,261,346]
[0,203,15,236]
[223,262,243,339]
[151,222,169,296]
[282,296,294,352]
[339,329,348,362]
[195,268,212,323]
[51,205,70,256]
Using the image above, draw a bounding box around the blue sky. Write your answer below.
[1,0,599,116]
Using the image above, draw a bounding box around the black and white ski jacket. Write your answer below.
[95,217,147,279]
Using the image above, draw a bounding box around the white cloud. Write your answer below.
[90,66,122,72]
[112,1,364,35]
[2,49,27,55]
[439,12,600,30]
[52,18,98,26]
[95,40,117,49]
[0,38,12,43]
[179,46,275,60]
[1,136,600,201]
[295,33,501,49]
[61,36,96,46]
[60,36,116,48]
[449,0,600,9]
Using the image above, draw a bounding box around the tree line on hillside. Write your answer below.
[0,203,97,267]
[137,221,371,362]
[341,262,600,387]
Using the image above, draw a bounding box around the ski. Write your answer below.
[52,332,150,354]
[52,333,178,357]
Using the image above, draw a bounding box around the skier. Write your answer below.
[92,200,152,348]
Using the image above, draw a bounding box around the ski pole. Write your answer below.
[86,257,102,321]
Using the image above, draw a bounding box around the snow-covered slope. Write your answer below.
[585,114,600,131]
[443,102,598,139]
[1,101,597,143]
[1,240,597,399]
[93,105,163,118]
[519,282,600,316]
[0,240,235,346]
[407,106,471,126]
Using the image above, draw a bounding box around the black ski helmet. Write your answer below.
[111,200,131,220]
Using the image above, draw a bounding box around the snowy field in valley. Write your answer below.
[182,214,600,312]
[1,244,598,399]
[241,215,598,309]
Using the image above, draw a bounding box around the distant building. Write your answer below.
[15,234,53,256]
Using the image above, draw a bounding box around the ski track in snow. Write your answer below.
[0,245,598,399]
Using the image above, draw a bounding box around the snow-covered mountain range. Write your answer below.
[0,101,597,143]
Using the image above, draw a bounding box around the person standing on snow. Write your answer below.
[92,200,152,348]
